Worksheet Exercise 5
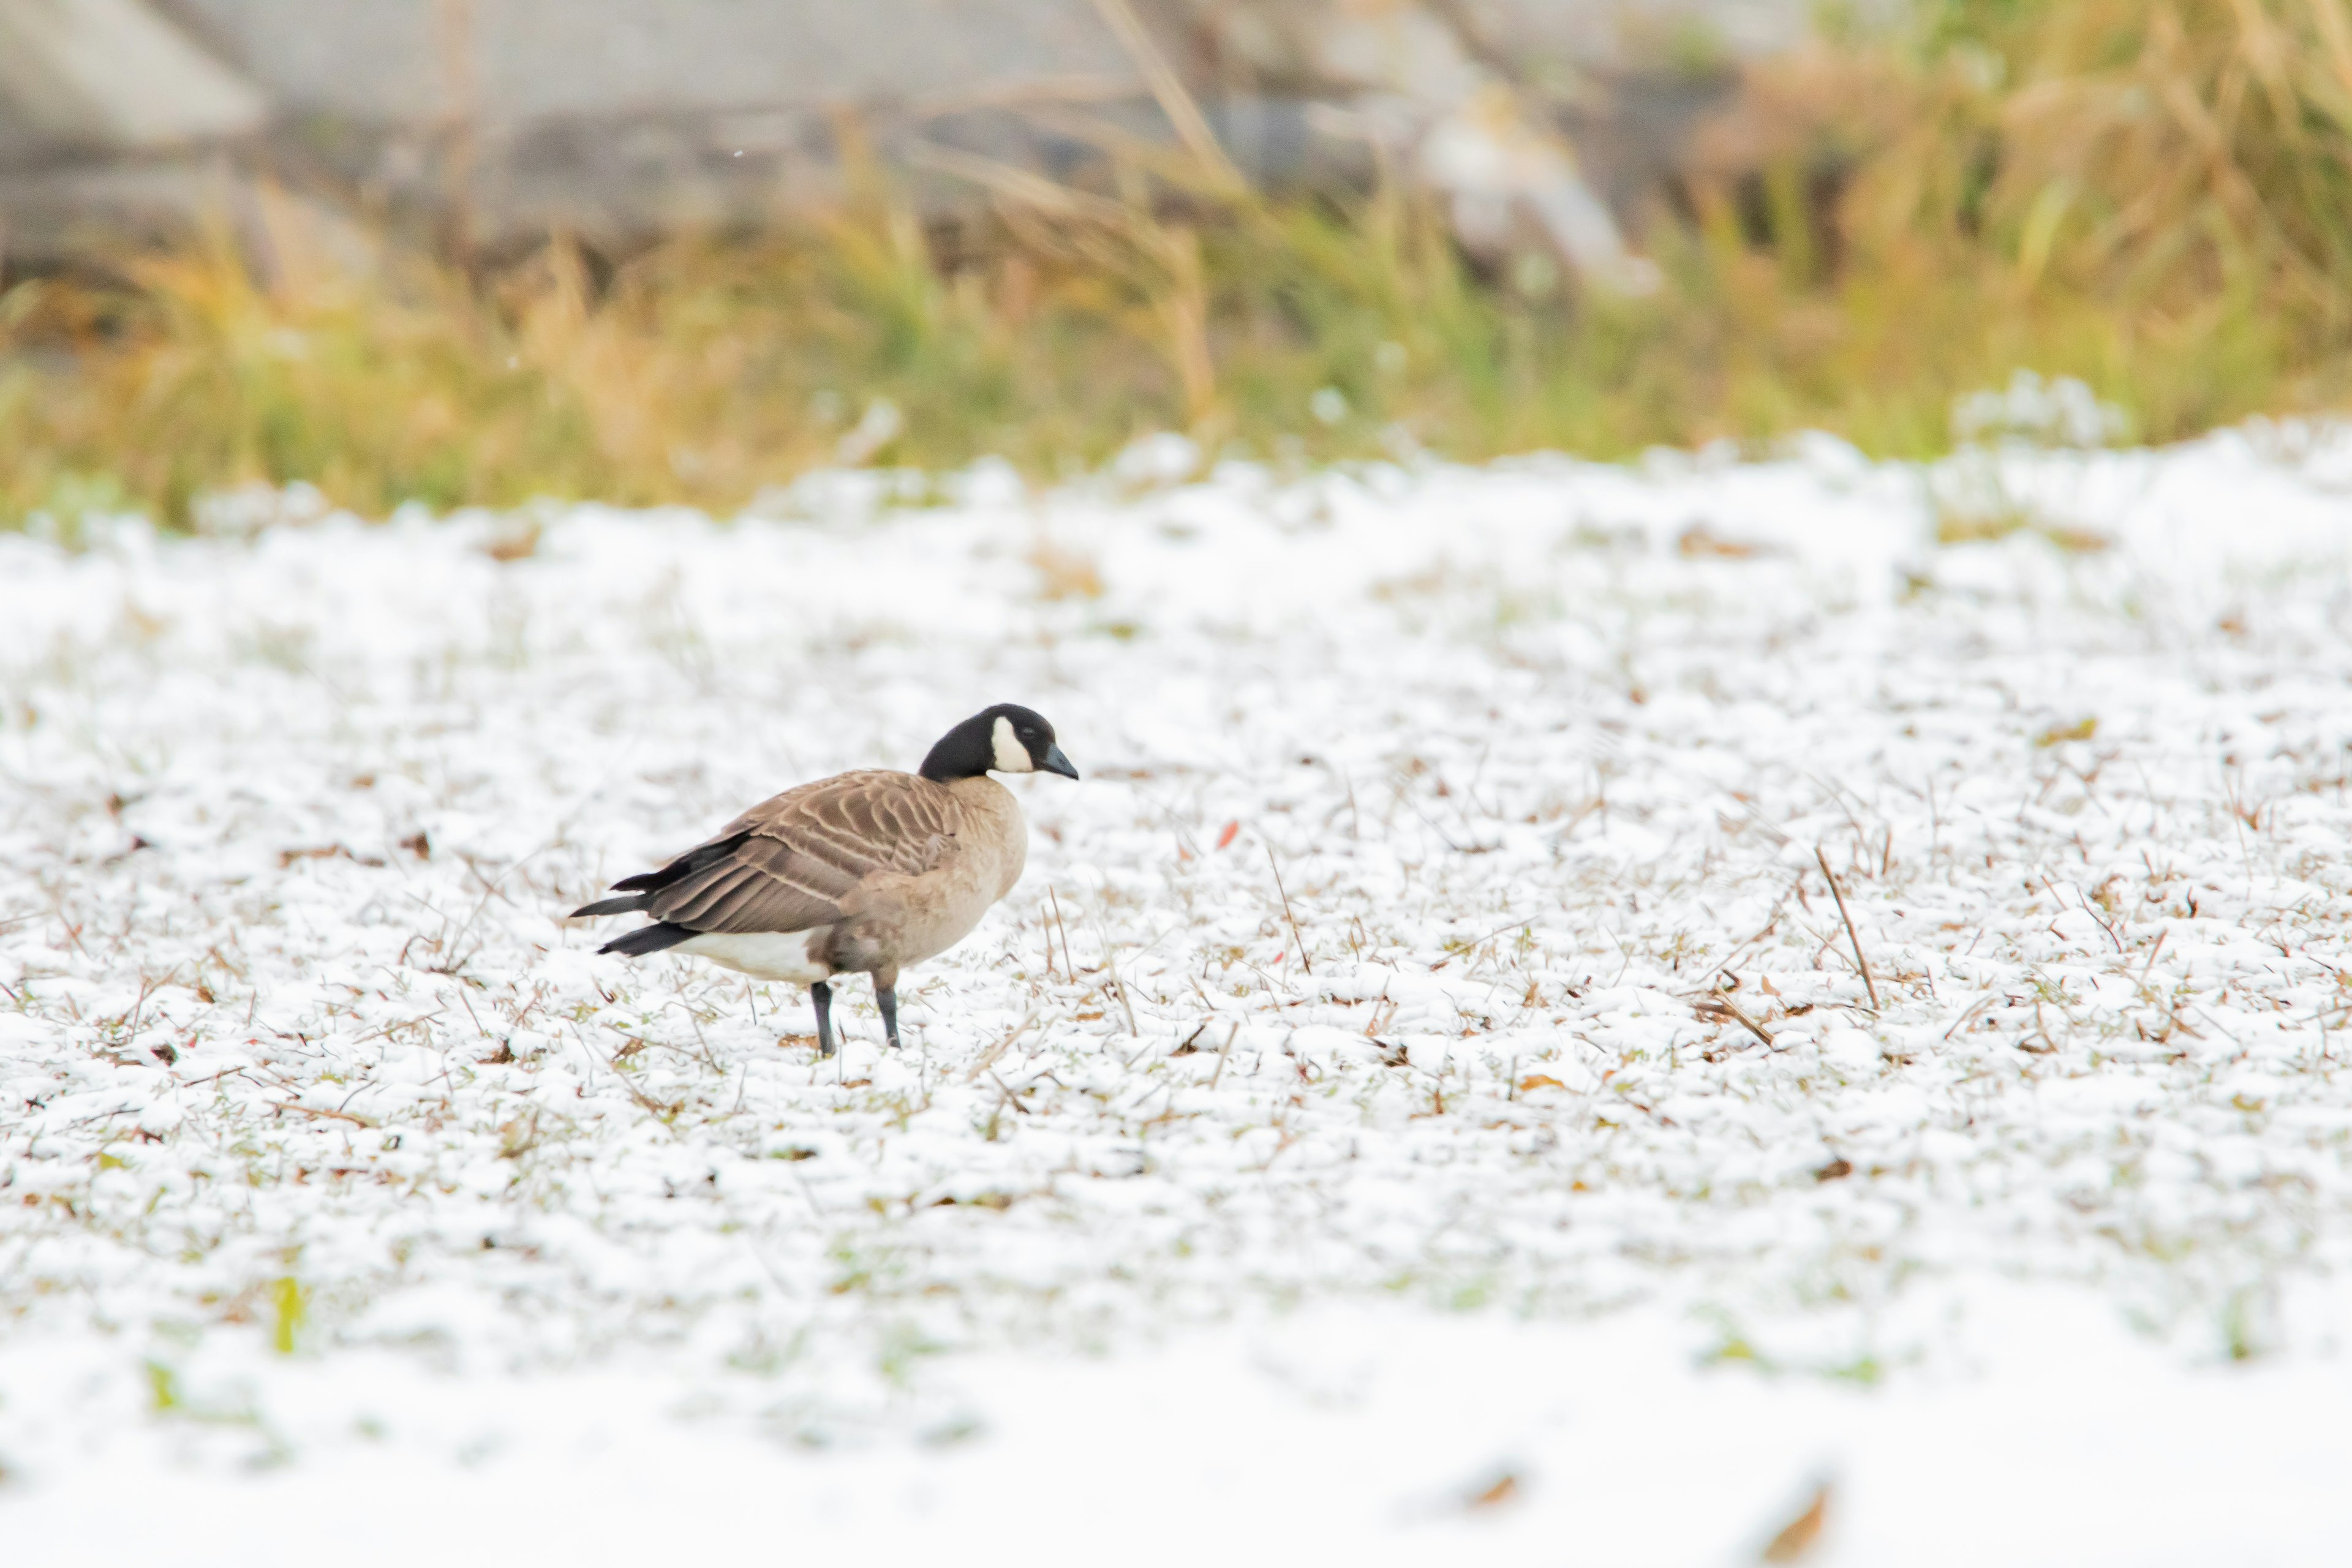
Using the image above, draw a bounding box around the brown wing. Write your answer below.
[638,770,959,935]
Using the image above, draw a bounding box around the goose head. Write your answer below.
[919,704,1080,782]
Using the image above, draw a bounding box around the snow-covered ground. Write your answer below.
[6,424,2352,1561]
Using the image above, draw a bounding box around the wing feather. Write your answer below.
[637,770,961,936]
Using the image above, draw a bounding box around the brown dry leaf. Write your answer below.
[1465,1470,1520,1509]
[2035,525,2113,555]
[1760,1481,1832,1562]
[2034,716,2098,747]
[1517,1073,1566,1093]
[479,519,541,562]
[1029,540,1105,600]
[1677,524,1763,559]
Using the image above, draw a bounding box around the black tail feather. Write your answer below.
[598,922,696,958]
[570,895,648,919]
[611,832,751,895]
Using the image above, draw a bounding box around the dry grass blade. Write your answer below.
[1087,0,1247,195]
[1266,845,1312,977]
[903,141,1129,227]
[1049,888,1076,984]
[1815,846,1880,1011]
[1697,992,1776,1047]
[963,1008,1040,1083]
[271,1101,379,1128]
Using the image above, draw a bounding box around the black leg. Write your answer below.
[810,980,837,1059]
[875,981,901,1052]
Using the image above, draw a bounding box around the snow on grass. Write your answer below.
[5,429,2352,1558]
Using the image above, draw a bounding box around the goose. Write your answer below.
[570,704,1078,1056]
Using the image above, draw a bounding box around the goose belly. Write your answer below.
[674,932,829,985]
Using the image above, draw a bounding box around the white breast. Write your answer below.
[674,932,830,985]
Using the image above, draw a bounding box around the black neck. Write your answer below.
[919,717,994,782]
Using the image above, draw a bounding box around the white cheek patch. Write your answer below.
[991,716,1034,772]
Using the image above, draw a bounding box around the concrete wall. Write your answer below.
[162,0,1146,127]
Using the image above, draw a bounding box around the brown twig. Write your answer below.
[272,1101,379,1128]
[1266,846,1313,976]
[1814,846,1881,1010]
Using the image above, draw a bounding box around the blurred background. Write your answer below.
[4,0,2347,527]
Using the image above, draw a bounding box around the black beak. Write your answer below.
[1039,744,1080,780]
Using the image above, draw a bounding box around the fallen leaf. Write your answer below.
[1760,1481,1831,1562]
[2033,716,2098,747]
[1466,1470,1520,1509]
[1517,1074,1566,1093]
[1216,820,1240,849]
[479,520,541,562]
[1028,540,1105,600]
[1678,524,1762,558]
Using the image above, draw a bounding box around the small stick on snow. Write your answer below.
[1457,916,1534,958]
[963,1008,1040,1084]
[273,1101,379,1128]
[575,1034,684,1128]
[2044,872,2124,952]
[1941,991,1997,1042]
[1049,888,1076,981]
[1266,846,1313,976]
[1815,847,1881,1011]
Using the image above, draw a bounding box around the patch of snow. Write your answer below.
[4,432,2352,1556]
